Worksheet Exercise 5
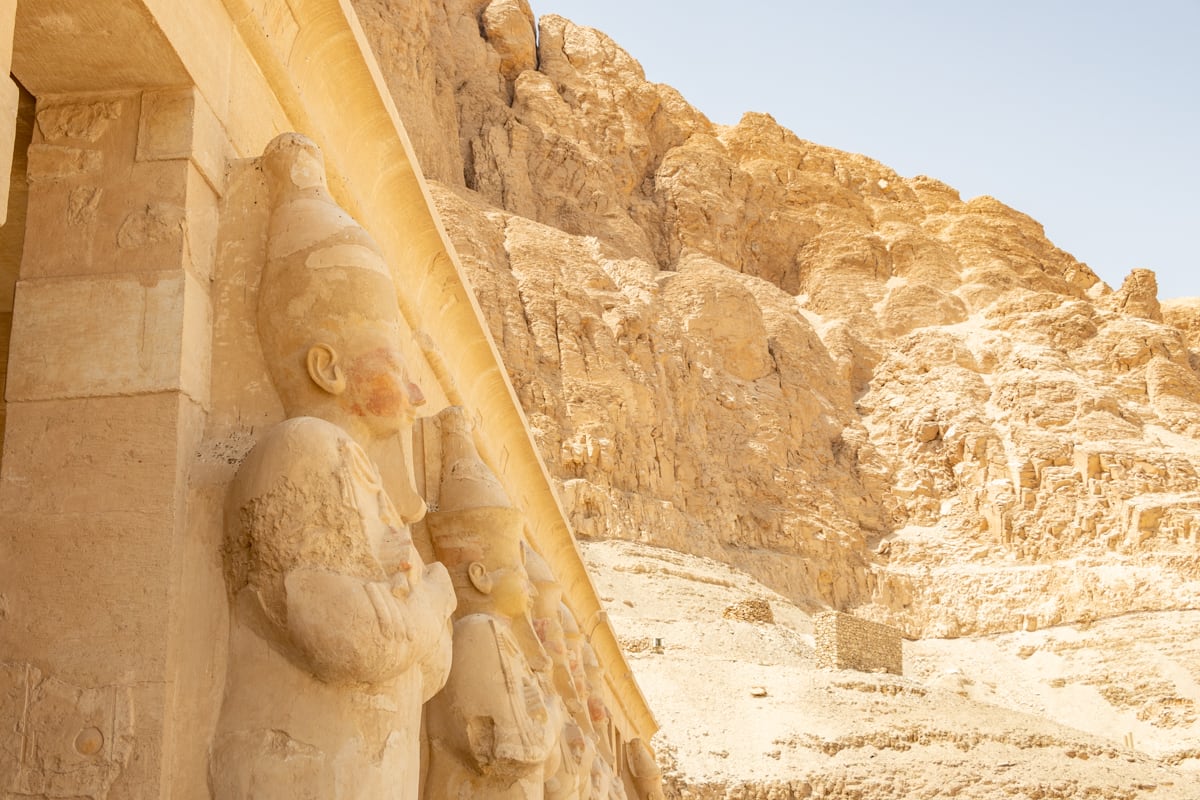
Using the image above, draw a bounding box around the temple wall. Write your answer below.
[0,0,656,795]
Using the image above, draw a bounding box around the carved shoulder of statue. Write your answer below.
[227,417,427,684]
[229,417,386,581]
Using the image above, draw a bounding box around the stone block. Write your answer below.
[26,142,102,180]
[0,393,188,516]
[6,270,211,406]
[138,87,232,196]
[0,509,175,676]
[0,77,18,226]
[0,309,9,451]
[34,98,122,143]
[185,162,220,282]
[0,0,13,69]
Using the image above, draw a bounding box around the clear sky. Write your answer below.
[526,1,1199,300]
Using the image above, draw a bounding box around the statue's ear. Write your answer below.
[467,562,493,595]
[306,344,346,395]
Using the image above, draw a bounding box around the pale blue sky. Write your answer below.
[526,1,1199,300]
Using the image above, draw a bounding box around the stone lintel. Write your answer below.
[12,0,189,96]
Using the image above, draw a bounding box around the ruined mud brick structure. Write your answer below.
[815,611,904,675]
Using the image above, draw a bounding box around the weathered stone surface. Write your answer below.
[814,611,903,675]
[354,3,1200,796]
[3,6,656,799]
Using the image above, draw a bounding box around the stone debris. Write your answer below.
[723,598,775,624]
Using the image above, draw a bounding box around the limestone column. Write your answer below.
[0,0,19,226]
[0,88,223,798]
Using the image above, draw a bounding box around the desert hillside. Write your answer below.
[583,539,1200,799]
[352,1,1200,795]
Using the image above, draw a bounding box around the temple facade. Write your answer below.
[0,2,656,797]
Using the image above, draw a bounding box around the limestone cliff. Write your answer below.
[356,0,1200,637]
[353,1,1200,793]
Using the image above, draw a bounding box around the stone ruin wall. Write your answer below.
[814,611,904,675]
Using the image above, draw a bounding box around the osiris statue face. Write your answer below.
[338,326,425,435]
[307,323,425,438]
[486,558,534,619]
[467,539,535,619]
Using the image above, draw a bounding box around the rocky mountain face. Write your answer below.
[355,0,1200,633]
[353,0,1200,794]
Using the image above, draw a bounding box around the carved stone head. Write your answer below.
[255,132,424,429]
[426,407,533,620]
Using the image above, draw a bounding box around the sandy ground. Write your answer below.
[582,539,1200,799]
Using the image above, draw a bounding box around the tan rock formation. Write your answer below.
[357,0,1200,636]
[1103,267,1163,321]
[357,0,1200,633]
[351,2,1200,795]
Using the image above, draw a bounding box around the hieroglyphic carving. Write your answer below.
[25,144,102,182]
[210,133,455,799]
[424,406,556,798]
[66,186,102,226]
[116,202,184,248]
[36,100,121,143]
[0,662,134,798]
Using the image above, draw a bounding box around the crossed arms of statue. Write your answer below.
[430,614,555,778]
[283,561,454,686]
[229,417,455,688]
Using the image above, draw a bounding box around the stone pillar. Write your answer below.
[0,82,31,458]
[0,88,222,798]
[0,0,19,226]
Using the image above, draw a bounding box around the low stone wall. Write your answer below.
[722,598,774,624]
[814,611,903,675]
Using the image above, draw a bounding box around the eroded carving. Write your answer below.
[424,406,556,798]
[36,100,121,142]
[626,738,665,800]
[67,185,102,226]
[0,662,134,798]
[26,144,101,182]
[211,132,455,799]
[116,202,184,248]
